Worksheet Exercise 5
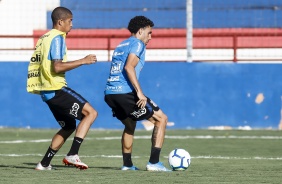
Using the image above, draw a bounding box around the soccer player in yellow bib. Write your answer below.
[27,7,98,170]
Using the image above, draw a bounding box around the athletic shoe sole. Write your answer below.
[63,158,88,170]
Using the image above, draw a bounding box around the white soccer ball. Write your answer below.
[168,148,191,171]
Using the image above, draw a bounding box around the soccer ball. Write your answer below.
[168,148,191,171]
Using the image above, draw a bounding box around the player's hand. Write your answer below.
[136,92,147,109]
[82,54,97,65]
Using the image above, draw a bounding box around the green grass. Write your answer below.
[0,128,282,184]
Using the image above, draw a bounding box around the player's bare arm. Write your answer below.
[124,53,147,108]
[53,54,97,73]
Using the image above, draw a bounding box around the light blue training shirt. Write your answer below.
[104,36,146,94]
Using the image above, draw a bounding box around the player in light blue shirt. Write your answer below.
[105,36,145,94]
[104,16,171,171]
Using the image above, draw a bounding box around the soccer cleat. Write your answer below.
[121,165,139,171]
[62,154,88,170]
[35,162,52,170]
[146,162,171,172]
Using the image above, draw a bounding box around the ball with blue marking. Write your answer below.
[168,148,191,171]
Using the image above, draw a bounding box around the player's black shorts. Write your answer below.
[104,92,160,121]
[45,87,87,130]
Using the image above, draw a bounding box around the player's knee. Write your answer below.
[88,109,97,126]
[124,123,136,134]
[158,114,168,128]
[163,114,168,124]
[158,113,168,124]
[90,108,98,120]
[61,128,75,138]
[83,106,98,123]
[68,128,76,134]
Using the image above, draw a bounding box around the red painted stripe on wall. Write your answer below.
[33,28,282,49]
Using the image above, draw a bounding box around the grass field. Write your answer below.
[0,128,282,184]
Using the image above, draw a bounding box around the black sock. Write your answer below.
[122,153,133,167]
[41,147,58,167]
[67,137,83,156]
[149,147,161,164]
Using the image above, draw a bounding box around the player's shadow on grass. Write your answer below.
[23,163,121,170]
[23,162,74,170]
[94,166,122,170]
[0,165,10,168]
[94,166,148,171]
[0,164,37,169]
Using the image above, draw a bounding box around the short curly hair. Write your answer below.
[127,16,154,34]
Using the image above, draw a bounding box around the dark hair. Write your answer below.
[127,16,154,34]
[51,7,72,25]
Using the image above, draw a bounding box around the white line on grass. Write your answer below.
[1,135,282,144]
[0,154,281,160]
[0,139,51,143]
[165,135,282,139]
[96,135,282,140]
[194,156,282,160]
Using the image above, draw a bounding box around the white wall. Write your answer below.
[0,0,59,51]
[0,0,59,35]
